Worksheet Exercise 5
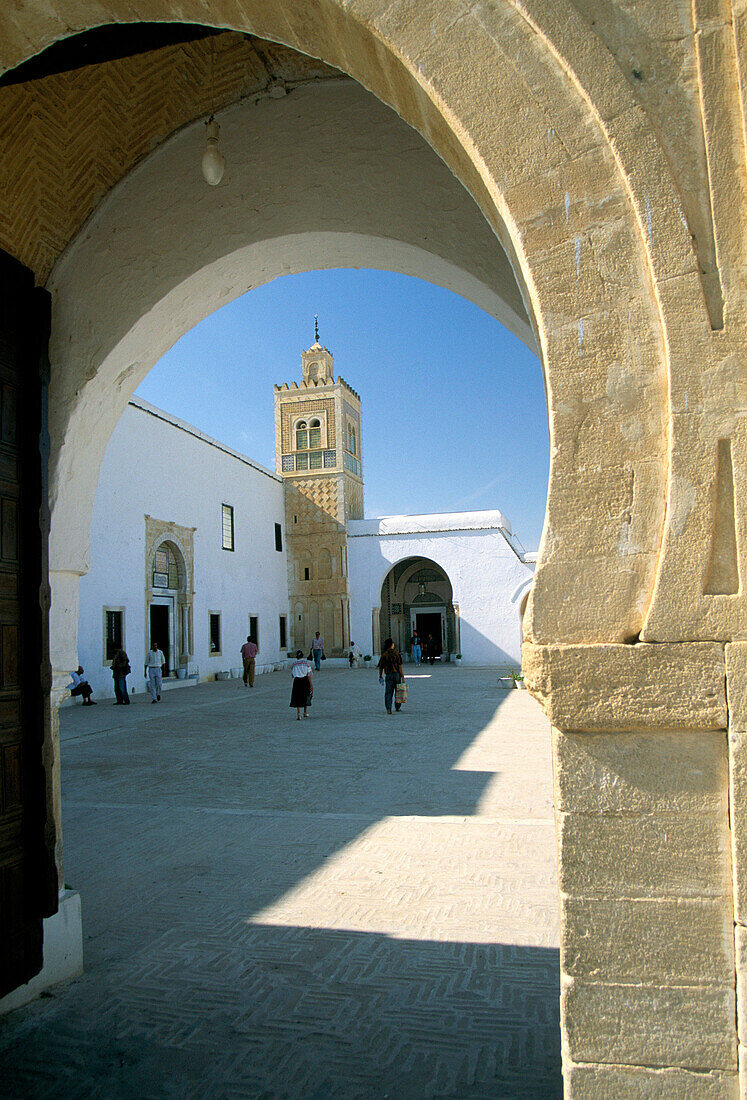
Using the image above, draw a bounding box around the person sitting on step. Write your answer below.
[68,666,96,706]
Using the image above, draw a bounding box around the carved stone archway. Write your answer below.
[1,5,745,1093]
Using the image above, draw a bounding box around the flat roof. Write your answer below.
[347,509,512,537]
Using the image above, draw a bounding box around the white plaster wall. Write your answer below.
[77,400,289,698]
[347,513,534,666]
[47,81,534,588]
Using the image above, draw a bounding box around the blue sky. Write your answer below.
[135,269,549,550]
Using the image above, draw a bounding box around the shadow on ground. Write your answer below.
[3,927,560,1098]
[2,669,560,1098]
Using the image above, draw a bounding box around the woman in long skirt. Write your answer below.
[290,650,313,719]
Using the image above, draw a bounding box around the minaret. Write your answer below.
[273,320,363,655]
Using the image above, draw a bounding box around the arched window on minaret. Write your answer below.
[309,419,322,449]
[295,420,308,450]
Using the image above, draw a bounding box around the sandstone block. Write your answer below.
[562,896,733,984]
[565,1061,738,1099]
[727,644,747,733]
[563,977,737,1070]
[524,642,727,731]
[729,732,747,924]
[735,926,747,1049]
[553,729,728,815]
[558,811,733,899]
[526,566,652,647]
[604,105,698,281]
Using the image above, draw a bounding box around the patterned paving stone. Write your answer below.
[1,668,560,1098]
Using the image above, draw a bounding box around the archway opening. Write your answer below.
[0,7,679,1092]
[379,557,456,662]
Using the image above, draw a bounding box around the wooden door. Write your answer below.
[0,249,56,998]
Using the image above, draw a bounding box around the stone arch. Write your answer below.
[149,538,188,594]
[379,556,457,659]
[0,3,687,660]
[321,600,335,649]
[318,548,333,581]
[292,600,305,652]
[297,548,313,585]
[3,6,738,1088]
[144,520,195,673]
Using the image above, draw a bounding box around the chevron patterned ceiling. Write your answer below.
[0,31,345,283]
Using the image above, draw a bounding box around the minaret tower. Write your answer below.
[273,319,363,655]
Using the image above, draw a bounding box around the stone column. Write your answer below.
[525,642,739,1098]
[727,644,747,1098]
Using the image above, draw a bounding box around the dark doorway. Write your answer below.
[0,248,57,998]
[416,613,443,659]
[149,605,170,676]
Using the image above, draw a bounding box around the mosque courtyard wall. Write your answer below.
[77,398,290,700]
[77,397,533,697]
[347,513,533,666]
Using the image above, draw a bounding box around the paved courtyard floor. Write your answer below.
[1,666,560,1099]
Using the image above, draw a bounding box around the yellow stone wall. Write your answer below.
[3,3,746,1094]
[275,369,362,656]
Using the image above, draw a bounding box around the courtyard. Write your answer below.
[2,666,560,1098]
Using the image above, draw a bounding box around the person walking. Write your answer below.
[310,631,325,671]
[145,641,165,703]
[112,648,131,705]
[348,640,362,668]
[409,630,422,666]
[240,635,258,687]
[290,649,313,719]
[425,633,436,665]
[378,638,404,714]
[68,666,96,706]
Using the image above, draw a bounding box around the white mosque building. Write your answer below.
[76,336,535,699]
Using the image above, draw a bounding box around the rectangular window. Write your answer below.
[209,612,221,655]
[281,455,294,472]
[323,450,336,468]
[309,426,321,449]
[249,616,259,646]
[309,450,322,469]
[274,523,283,552]
[296,453,308,471]
[104,607,124,664]
[304,567,310,581]
[279,615,287,649]
[221,504,234,551]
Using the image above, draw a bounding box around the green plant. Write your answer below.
[364,655,372,662]
[509,669,524,683]
[455,653,462,659]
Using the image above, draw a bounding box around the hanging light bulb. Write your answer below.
[201,117,225,186]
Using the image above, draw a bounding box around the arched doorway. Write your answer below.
[1,6,741,1093]
[147,535,192,678]
[379,557,456,662]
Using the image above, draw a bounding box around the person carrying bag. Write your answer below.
[377,638,405,714]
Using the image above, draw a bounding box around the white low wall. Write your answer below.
[0,890,83,1015]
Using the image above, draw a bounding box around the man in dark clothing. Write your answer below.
[112,648,131,704]
[377,638,404,714]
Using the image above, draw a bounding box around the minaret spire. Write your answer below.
[314,314,319,344]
